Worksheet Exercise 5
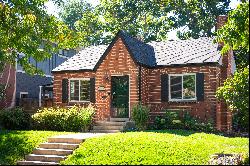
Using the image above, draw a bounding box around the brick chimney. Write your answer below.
[216,15,228,31]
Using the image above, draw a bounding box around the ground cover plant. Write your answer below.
[0,130,73,165]
[62,130,249,165]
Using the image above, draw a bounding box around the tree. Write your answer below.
[59,0,230,46]
[168,0,230,39]
[58,0,93,30]
[215,1,249,132]
[0,0,78,75]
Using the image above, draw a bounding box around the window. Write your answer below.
[169,74,196,101]
[20,92,28,99]
[69,79,90,102]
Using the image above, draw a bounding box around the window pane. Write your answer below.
[70,80,79,101]
[170,76,182,99]
[183,75,196,99]
[80,80,90,101]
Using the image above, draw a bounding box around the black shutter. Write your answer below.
[62,79,68,103]
[90,78,95,103]
[161,74,168,102]
[196,73,204,101]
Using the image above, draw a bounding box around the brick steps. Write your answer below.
[17,161,59,165]
[91,118,129,133]
[17,136,84,165]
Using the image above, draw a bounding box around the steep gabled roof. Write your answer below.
[52,31,222,72]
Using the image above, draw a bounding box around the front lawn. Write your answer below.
[0,130,73,165]
[62,130,249,165]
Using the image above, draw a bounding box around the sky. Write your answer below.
[45,0,241,40]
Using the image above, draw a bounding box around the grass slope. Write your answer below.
[62,130,249,165]
[0,130,72,165]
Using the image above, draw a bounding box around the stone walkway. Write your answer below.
[17,133,109,165]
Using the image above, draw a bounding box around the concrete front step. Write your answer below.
[25,154,66,162]
[95,121,125,126]
[93,125,124,130]
[91,130,121,133]
[48,137,84,144]
[17,161,59,165]
[110,118,129,122]
[33,148,73,156]
[39,143,79,150]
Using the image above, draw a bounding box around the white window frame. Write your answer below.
[168,73,197,101]
[20,92,29,99]
[69,78,90,102]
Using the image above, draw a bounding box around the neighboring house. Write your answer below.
[0,49,76,109]
[52,16,235,131]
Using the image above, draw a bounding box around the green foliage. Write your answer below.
[154,111,215,132]
[0,84,5,100]
[57,0,229,46]
[216,67,249,132]
[131,103,150,131]
[32,105,95,132]
[216,2,249,56]
[61,131,249,165]
[171,0,230,39]
[0,107,31,130]
[0,130,72,165]
[58,0,93,29]
[0,0,79,75]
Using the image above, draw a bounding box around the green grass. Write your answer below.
[0,130,73,165]
[62,130,249,165]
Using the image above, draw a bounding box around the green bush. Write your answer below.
[154,110,215,132]
[0,107,31,130]
[131,103,150,131]
[216,67,249,132]
[32,105,95,132]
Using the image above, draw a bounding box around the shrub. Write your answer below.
[32,105,95,132]
[0,107,31,130]
[216,67,249,132]
[182,112,215,132]
[131,103,150,131]
[153,110,215,132]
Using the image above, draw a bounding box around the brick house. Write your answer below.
[52,16,235,131]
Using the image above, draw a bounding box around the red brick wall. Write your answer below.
[141,65,219,125]
[53,37,140,120]
[0,64,16,109]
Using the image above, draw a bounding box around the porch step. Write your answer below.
[39,143,79,150]
[48,137,84,144]
[93,125,124,130]
[95,121,126,126]
[110,118,129,122]
[91,130,121,133]
[25,154,66,162]
[17,161,59,165]
[33,148,73,156]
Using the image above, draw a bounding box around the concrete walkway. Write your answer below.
[17,133,110,165]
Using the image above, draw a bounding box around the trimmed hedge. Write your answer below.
[0,107,31,130]
[32,106,95,132]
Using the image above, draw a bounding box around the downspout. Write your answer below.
[138,65,142,103]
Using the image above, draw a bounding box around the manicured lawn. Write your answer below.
[62,130,249,165]
[0,130,73,165]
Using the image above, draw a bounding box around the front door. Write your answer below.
[111,76,129,118]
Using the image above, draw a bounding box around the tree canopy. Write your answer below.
[0,0,78,75]
[58,0,230,45]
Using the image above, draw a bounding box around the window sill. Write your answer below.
[69,101,90,103]
[168,100,198,103]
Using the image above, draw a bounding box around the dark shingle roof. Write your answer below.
[52,31,221,72]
